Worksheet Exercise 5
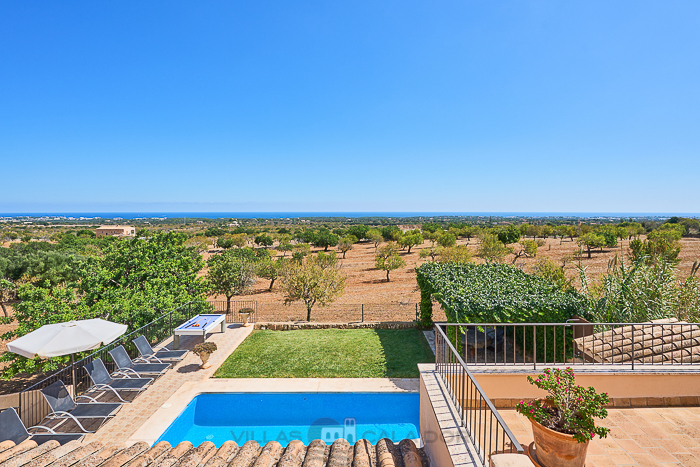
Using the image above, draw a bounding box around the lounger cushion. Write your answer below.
[108,378,152,390]
[153,350,188,361]
[68,403,121,418]
[129,363,170,374]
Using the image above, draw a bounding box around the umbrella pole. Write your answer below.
[71,353,76,396]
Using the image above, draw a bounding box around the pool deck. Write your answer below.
[83,322,254,445]
[84,322,420,447]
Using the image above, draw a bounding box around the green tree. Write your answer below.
[375,243,406,281]
[436,232,456,248]
[204,226,226,237]
[366,229,383,251]
[532,258,571,291]
[77,232,208,327]
[185,236,210,253]
[254,234,274,248]
[292,243,311,263]
[461,226,480,242]
[419,246,440,262]
[216,235,235,249]
[279,254,346,321]
[380,226,402,241]
[0,279,16,318]
[337,235,357,259]
[437,245,473,264]
[207,251,256,312]
[256,257,287,291]
[498,225,521,246]
[276,234,293,257]
[577,233,606,259]
[398,230,423,253]
[346,225,369,241]
[311,229,339,251]
[421,223,441,234]
[477,233,512,263]
[596,226,618,248]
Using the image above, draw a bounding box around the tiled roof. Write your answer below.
[573,318,700,364]
[0,437,429,467]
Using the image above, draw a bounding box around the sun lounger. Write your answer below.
[0,407,84,445]
[40,380,121,433]
[108,345,170,377]
[84,358,152,403]
[133,335,188,363]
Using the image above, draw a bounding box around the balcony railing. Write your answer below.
[436,320,700,370]
[434,324,524,465]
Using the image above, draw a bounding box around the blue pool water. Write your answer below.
[156,392,420,447]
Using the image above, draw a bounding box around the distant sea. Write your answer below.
[1,212,698,220]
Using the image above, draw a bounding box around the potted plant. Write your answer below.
[516,367,610,467]
[238,307,254,326]
[193,342,217,369]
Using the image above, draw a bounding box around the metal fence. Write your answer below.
[209,300,258,323]
[207,300,420,323]
[434,324,524,465]
[438,320,700,369]
[18,300,210,427]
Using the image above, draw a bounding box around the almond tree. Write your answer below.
[279,254,346,321]
[375,243,406,281]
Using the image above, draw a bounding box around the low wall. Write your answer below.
[473,371,700,408]
[255,321,416,331]
[419,364,480,467]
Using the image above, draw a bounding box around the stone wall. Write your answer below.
[254,321,416,331]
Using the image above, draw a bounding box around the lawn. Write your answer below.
[214,328,434,378]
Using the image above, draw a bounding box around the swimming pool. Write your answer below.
[156,392,420,447]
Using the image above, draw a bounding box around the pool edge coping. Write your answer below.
[127,377,420,446]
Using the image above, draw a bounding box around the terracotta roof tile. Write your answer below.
[1,439,59,467]
[0,438,429,467]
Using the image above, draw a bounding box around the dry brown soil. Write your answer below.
[209,236,700,320]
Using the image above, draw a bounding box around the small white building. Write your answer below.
[95,225,136,238]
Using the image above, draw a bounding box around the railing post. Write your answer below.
[533,326,537,371]
[631,324,635,370]
[361,304,364,322]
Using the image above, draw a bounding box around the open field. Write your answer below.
[209,236,700,320]
[214,328,435,378]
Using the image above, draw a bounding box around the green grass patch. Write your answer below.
[214,328,434,378]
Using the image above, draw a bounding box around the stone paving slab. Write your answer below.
[502,405,700,467]
[83,323,253,445]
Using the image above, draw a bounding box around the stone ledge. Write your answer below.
[493,395,700,409]
[255,321,416,330]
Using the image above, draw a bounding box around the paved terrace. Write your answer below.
[501,406,700,467]
[84,323,254,444]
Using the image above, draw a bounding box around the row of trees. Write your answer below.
[206,248,346,321]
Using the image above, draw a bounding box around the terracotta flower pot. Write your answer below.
[198,351,212,369]
[530,417,589,467]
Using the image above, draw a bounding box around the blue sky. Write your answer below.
[1,1,698,213]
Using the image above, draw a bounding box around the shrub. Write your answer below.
[416,262,587,324]
[416,262,588,353]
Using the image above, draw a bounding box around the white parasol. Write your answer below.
[7,318,128,386]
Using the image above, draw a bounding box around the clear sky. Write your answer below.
[1,1,698,214]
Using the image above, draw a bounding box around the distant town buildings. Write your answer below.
[95,225,136,238]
